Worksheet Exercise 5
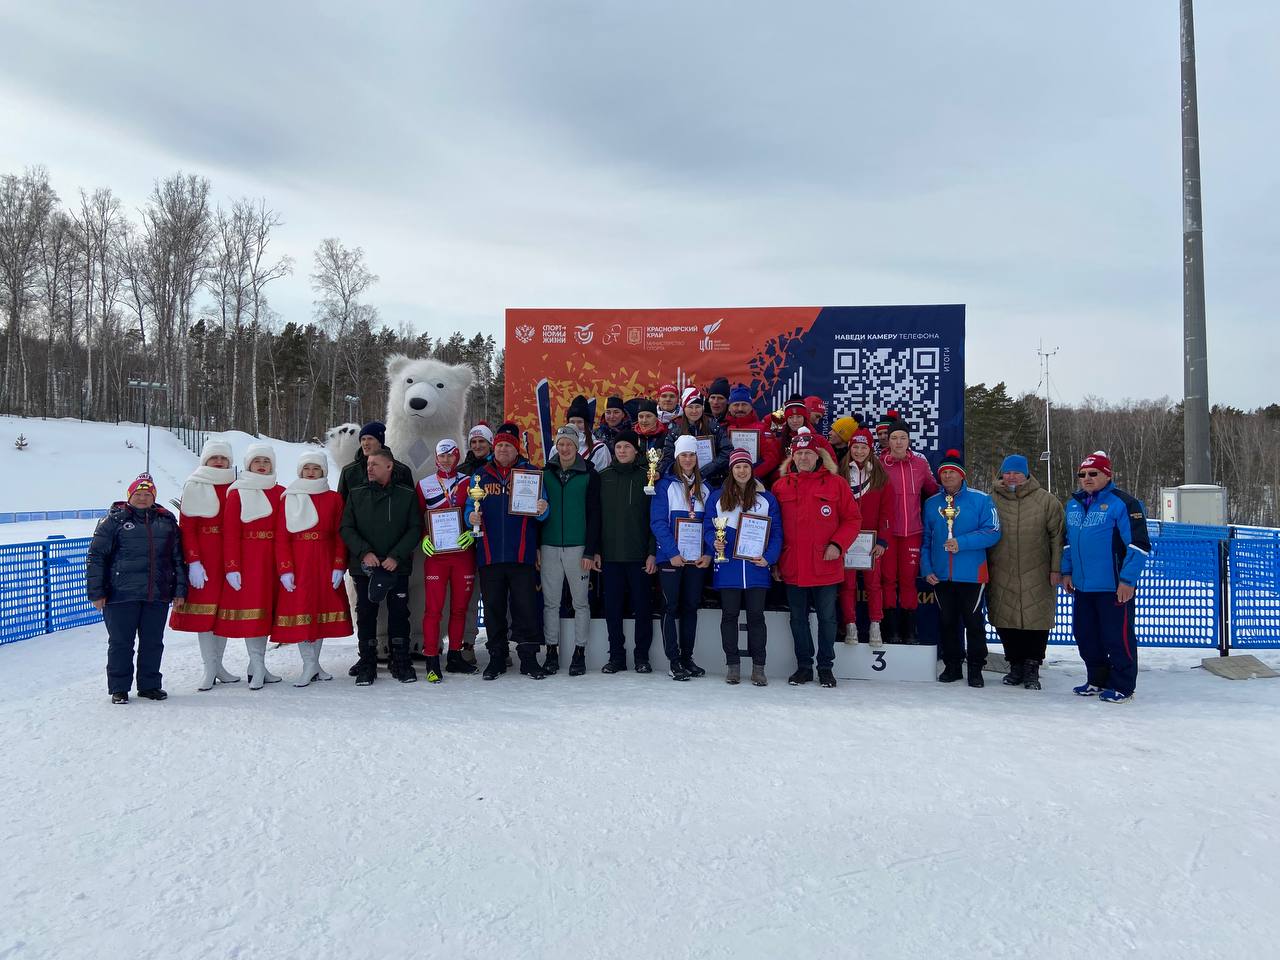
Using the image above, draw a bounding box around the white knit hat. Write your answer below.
[199,438,234,466]
[674,435,699,458]
[243,442,276,471]
[436,438,459,456]
[295,450,328,477]
[468,423,494,444]
[680,387,704,410]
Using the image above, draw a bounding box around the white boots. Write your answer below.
[197,632,241,691]
[869,621,884,649]
[844,623,857,645]
[293,640,334,687]
[245,636,280,690]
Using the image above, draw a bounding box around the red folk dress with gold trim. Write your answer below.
[272,490,351,642]
[169,483,230,632]
[214,485,284,638]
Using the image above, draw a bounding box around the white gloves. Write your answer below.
[331,569,345,590]
[280,572,296,593]
[188,561,207,590]
[226,571,242,591]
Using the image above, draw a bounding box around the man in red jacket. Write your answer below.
[774,430,861,688]
[720,384,781,481]
[880,418,939,643]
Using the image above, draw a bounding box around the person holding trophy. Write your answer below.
[703,448,782,686]
[920,449,1002,687]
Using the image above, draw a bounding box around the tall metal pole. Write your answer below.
[1039,343,1059,496]
[1181,0,1211,483]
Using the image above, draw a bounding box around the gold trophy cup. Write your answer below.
[468,475,487,538]
[712,515,729,564]
[644,448,660,495]
[941,494,960,540]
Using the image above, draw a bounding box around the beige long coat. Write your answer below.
[987,475,1065,631]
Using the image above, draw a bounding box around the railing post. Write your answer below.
[42,540,53,636]
[1218,534,1230,657]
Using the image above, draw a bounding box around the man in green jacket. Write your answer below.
[540,425,603,676]
[340,449,424,685]
[337,421,414,499]
[598,429,657,673]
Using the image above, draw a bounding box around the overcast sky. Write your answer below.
[2,0,1276,407]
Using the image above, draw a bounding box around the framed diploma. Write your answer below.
[509,468,544,516]
[728,429,759,464]
[732,513,771,561]
[694,436,714,469]
[428,507,464,553]
[844,531,875,570]
[674,517,704,562]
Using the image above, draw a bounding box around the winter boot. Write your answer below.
[1002,660,1026,686]
[938,663,963,683]
[445,649,477,674]
[543,645,560,675]
[668,659,692,681]
[900,609,918,644]
[246,637,269,690]
[197,632,221,691]
[725,663,741,685]
[293,641,321,687]
[682,657,706,678]
[601,657,627,674]
[843,623,857,646]
[818,668,837,688]
[424,655,443,684]
[390,639,417,683]
[880,608,900,643]
[1022,661,1042,691]
[788,667,814,686]
[111,691,129,704]
[312,639,332,680]
[750,664,768,687]
[868,621,884,649]
[482,653,506,680]
[518,645,547,679]
[354,642,377,684]
[634,660,653,674]
[568,645,587,677]
[967,663,985,688]
[136,688,168,700]
[461,642,478,665]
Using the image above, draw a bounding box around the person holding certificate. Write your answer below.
[658,387,729,486]
[416,438,479,683]
[838,429,893,648]
[650,435,712,681]
[703,449,782,686]
[719,385,781,482]
[273,452,351,687]
[774,429,861,688]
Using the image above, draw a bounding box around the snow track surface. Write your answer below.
[2,629,1278,960]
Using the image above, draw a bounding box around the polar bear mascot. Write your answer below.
[327,354,475,656]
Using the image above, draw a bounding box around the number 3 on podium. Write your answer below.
[872,651,887,672]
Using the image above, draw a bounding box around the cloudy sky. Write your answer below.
[2,0,1276,407]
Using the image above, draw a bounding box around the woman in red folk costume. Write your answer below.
[170,438,241,691]
[215,442,286,690]
[417,438,478,683]
[274,451,351,686]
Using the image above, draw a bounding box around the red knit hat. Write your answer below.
[784,397,807,418]
[680,386,704,410]
[128,473,157,498]
[938,448,966,479]
[658,383,679,397]
[804,395,826,418]
[493,422,521,453]
[728,447,755,469]
[1078,450,1112,477]
[791,427,816,451]
[851,428,873,447]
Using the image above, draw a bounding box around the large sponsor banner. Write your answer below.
[505,305,964,465]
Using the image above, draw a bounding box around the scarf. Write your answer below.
[180,465,235,518]
[283,476,330,532]
[848,461,872,499]
[228,470,278,523]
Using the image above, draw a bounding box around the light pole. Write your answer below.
[344,394,360,425]
[1181,0,1211,483]
[128,379,169,475]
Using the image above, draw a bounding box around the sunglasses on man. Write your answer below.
[1077,470,1102,478]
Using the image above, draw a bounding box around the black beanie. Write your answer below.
[635,398,658,415]
[359,421,386,445]
[606,395,625,411]
[614,429,640,450]
[708,377,730,399]
[567,394,591,422]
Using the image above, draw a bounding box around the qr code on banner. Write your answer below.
[831,347,942,450]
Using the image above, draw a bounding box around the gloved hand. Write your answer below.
[420,535,436,557]
[331,569,344,590]
[226,571,242,591]
[188,560,207,590]
[457,530,475,549]
[280,572,296,592]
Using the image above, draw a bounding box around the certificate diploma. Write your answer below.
[694,436,714,470]
[728,429,759,464]
[732,513,771,561]
[674,518,703,562]
[509,469,543,516]
[844,531,875,570]
[428,508,464,553]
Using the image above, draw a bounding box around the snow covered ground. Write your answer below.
[2,625,1278,960]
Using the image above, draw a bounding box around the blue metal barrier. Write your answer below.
[0,537,101,645]
[1228,539,1280,648]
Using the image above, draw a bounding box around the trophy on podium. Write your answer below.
[941,494,960,541]
[712,515,729,564]
[644,448,660,496]
[468,475,487,538]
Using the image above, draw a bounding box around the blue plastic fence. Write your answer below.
[0,509,107,525]
[0,537,102,645]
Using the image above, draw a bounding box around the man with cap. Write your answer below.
[567,394,612,471]
[655,383,681,427]
[779,396,835,462]
[469,422,552,679]
[461,422,495,475]
[337,421,413,499]
[774,430,861,688]
[341,448,424,685]
[88,473,187,703]
[719,385,781,481]
[874,410,901,457]
[597,428,658,672]
[921,450,1002,686]
[706,377,731,423]
[594,395,633,455]
[1061,451,1151,704]
[880,417,939,642]
[540,423,603,677]
[659,386,729,485]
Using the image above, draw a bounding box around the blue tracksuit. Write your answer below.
[919,484,1002,583]
[1061,482,1151,695]
[702,489,783,589]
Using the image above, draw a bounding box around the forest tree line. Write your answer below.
[3,167,1275,526]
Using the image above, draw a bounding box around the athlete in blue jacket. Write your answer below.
[921,450,1002,685]
[1060,451,1151,703]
